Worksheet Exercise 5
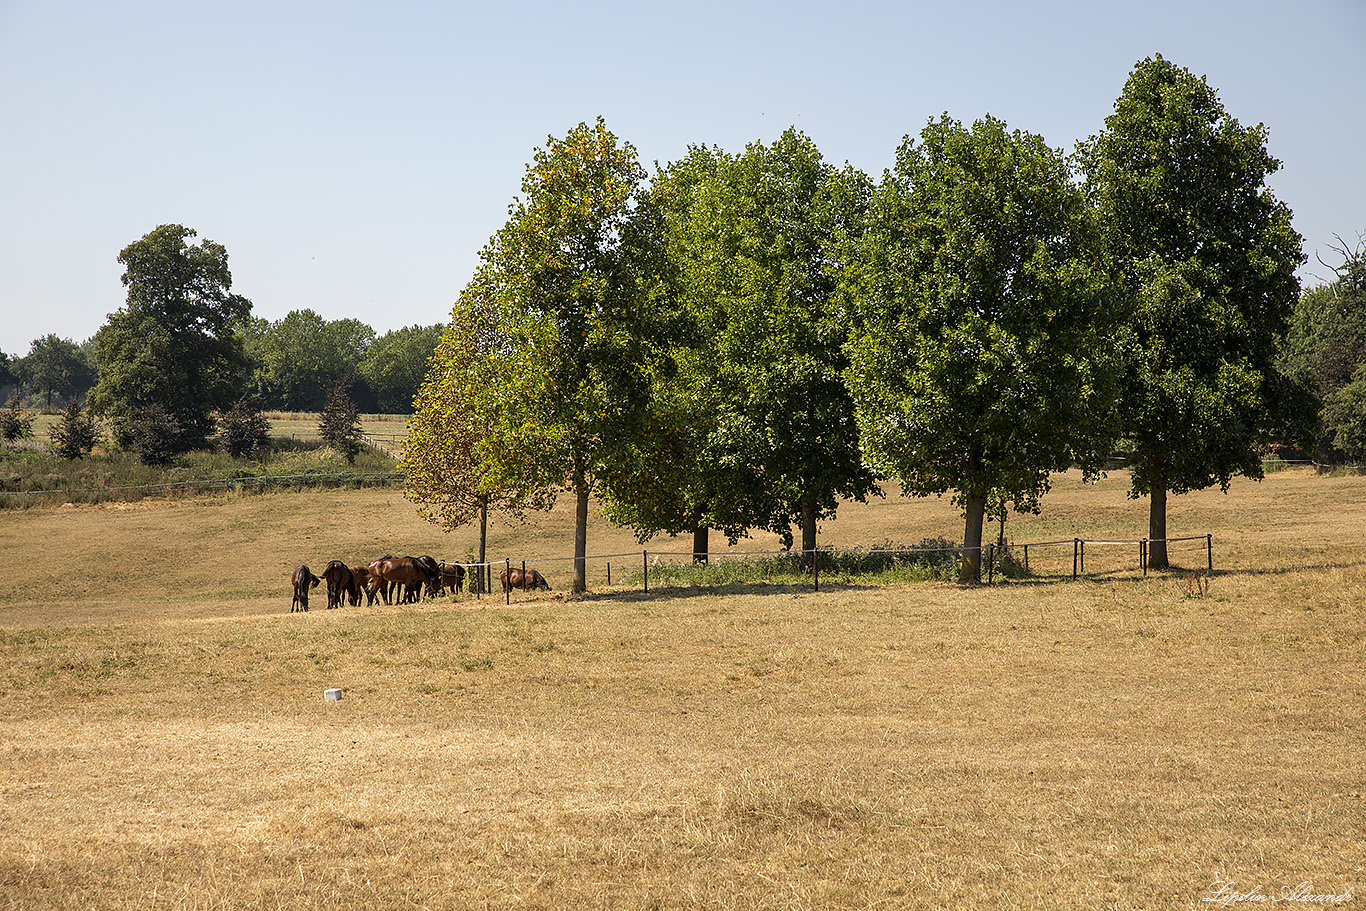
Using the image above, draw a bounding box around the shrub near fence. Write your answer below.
[485,533,1215,598]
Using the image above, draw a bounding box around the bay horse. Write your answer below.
[368,556,440,605]
[500,567,550,593]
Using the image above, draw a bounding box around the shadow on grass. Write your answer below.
[480,558,1366,607]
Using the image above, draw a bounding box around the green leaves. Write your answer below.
[1082,55,1306,503]
[91,225,251,454]
[846,114,1121,581]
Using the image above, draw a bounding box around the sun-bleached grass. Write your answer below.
[0,467,1363,908]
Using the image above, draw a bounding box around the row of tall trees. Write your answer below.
[405,55,1312,588]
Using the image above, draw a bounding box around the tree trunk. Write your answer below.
[960,492,988,584]
[691,505,709,564]
[477,495,488,594]
[800,496,818,567]
[1148,481,1169,569]
[573,480,589,594]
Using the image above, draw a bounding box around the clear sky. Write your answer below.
[1,0,1363,358]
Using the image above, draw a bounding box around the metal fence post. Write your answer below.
[505,559,510,605]
[1207,534,1213,572]
[1073,538,1079,581]
[643,550,648,593]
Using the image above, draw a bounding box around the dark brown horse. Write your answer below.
[291,565,321,612]
[500,567,550,593]
[321,561,355,609]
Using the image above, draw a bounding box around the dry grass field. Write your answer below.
[0,467,1362,909]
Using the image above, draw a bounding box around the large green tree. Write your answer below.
[404,274,556,586]
[90,225,252,453]
[1279,234,1366,458]
[16,334,95,409]
[617,130,879,561]
[1078,55,1307,568]
[845,114,1120,583]
[419,118,656,593]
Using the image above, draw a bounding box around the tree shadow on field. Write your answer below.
[570,579,884,604]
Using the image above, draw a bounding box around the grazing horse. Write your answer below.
[414,555,443,601]
[321,561,355,609]
[438,561,466,595]
[368,556,440,605]
[348,565,377,606]
[291,565,321,612]
[500,567,550,593]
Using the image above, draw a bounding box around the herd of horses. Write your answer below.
[289,556,549,612]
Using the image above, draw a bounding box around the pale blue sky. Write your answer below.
[2,0,1363,357]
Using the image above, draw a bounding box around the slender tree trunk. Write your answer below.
[960,442,987,584]
[477,495,488,594]
[573,468,589,594]
[691,505,709,564]
[800,496,818,567]
[961,493,988,584]
[1148,481,1169,569]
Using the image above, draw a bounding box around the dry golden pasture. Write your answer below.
[0,468,1362,909]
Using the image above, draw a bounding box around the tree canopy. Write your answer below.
[1078,55,1307,567]
[90,225,252,453]
[845,114,1121,582]
[14,334,95,409]
[627,130,880,559]
[414,118,657,592]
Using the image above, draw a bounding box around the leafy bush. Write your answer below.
[0,398,35,444]
[49,399,100,460]
[636,537,968,590]
[218,396,271,458]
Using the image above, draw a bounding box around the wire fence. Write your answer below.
[458,533,1216,601]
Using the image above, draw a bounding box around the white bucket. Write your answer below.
[324,688,343,702]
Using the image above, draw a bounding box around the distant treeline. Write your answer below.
[0,313,442,415]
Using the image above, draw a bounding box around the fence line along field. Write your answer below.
[0,467,1362,909]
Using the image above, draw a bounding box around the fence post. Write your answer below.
[1073,539,1079,581]
[1142,539,1148,576]
[813,549,820,592]
[607,562,611,586]
[643,551,648,593]
[505,559,510,605]
[987,544,994,584]
[1207,534,1213,572]
[1023,543,1029,572]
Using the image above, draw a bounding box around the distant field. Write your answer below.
[0,468,1362,909]
[19,411,411,449]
